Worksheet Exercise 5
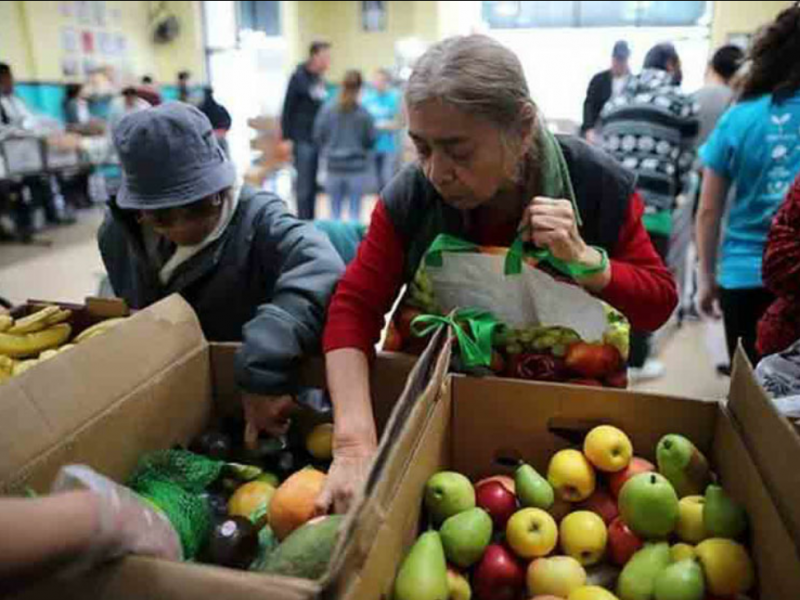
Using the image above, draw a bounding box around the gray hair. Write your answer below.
[405,35,537,136]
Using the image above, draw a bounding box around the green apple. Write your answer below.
[424,471,475,524]
[653,559,705,600]
[619,473,679,539]
[440,508,493,568]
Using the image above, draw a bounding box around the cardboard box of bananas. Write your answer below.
[0,305,126,383]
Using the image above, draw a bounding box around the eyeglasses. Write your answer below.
[138,194,223,227]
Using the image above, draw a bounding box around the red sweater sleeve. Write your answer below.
[762,177,800,298]
[323,201,406,355]
[598,193,678,331]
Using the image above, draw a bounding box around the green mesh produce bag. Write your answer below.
[128,450,225,560]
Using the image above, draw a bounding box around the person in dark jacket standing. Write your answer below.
[281,41,332,220]
[198,86,233,157]
[581,41,631,144]
[314,70,376,221]
[98,102,344,441]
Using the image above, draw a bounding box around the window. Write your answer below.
[238,0,280,37]
[482,1,708,29]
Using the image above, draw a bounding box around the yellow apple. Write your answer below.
[446,567,472,600]
[696,538,755,596]
[548,449,597,502]
[676,495,708,544]
[560,511,608,566]
[671,543,696,562]
[583,425,633,473]
[506,508,558,559]
[528,556,587,598]
[569,585,620,600]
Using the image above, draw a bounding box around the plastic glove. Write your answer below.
[52,465,182,565]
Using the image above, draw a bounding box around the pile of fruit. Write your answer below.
[0,305,126,382]
[385,304,630,389]
[148,421,341,579]
[394,426,755,600]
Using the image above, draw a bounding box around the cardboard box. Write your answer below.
[339,335,800,600]
[0,294,442,600]
[728,348,800,558]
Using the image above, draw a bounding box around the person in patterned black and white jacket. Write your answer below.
[599,43,699,381]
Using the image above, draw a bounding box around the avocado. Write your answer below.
[205,516,259,569]
[261,515,344,579]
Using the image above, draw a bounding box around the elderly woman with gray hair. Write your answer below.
[315,35,678,514]
[98,102,344,440]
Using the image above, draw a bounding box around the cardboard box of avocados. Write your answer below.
[0,293,446,600]
[727,348,800,559]
[336,335,800,600]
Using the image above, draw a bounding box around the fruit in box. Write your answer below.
[584,425,633,473]
[446,567,472,600]
[548,449,596,502]
[473,543,525,600]
[560,511,608,566]
[616,542,672,600]
[652,559,705,600]
[570,586,620,600]
[228,481,275,524]
[695,538,755,596]
[608,517,644,566]
[671,543,696,562]
[393,531,449,600]
[515,463,554,510]
[205,516,260,569]
[424,471,475,525]
[565,342,621,379]
[506,508,558,559]
[527,556,587,598]
[440,508,493,568]
[609,457,656,498]
[476,474,515,494]
[703,484,747,540]
[676,495,708,544]
[656,435,712,499]
[619,473,679,539]
[268,468,326,540]
[475,480,517,529]
[260,515,343,579]
[578,488,619,525]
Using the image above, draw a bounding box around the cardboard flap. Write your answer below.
[0,294,208,491]
[727,346,800,552]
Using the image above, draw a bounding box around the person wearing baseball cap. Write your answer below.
[98,101,344,436]
[581,40,631,144]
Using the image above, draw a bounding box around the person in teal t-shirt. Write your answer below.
[362,69,402,193]
[696,3,800,363]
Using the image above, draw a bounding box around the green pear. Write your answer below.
[617,542,672,600]
[704,485,747,540]
[424,471,475,524]
[516,463,554,510]
[653,559,705,600]
[656,435,711,498]
[440,508,493,568]
[394,531,449,600]
[619,473,679,539]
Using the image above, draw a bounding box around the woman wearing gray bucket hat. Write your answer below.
[98,102,344,433]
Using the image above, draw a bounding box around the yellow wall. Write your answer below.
[711,1,793,48]
[0,0,203,85]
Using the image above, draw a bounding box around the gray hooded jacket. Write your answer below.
[98,185,345,395]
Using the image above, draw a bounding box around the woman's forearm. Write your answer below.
[696,168,729,284]
[326,348,378,451]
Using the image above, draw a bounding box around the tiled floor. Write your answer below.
[0,197,731,402]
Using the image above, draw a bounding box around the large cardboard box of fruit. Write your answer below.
[339,336,800,600]
[727,347,800,559]
[0,294,443,600]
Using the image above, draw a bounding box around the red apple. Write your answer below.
[476,475,516,495]
[565,342,621,379]
[476,481,518,530]
[472,544,526,600]
[607,516,644,566]
[578,488,619,525]
[608,457,656,498]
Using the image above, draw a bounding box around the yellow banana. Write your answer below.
[39,349,60,361]
[57,344,75,353]
[0,324,72,358]
[7,306,61,335]
[74,318,126,343]
[0,355,13,374]
[45,309,72,326]
[0,315,12,333]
